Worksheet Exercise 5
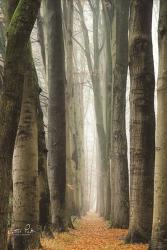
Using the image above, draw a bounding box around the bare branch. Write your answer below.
[88,0,94,12]
[72,36,86,52]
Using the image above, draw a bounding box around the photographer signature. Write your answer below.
[12,224,36,236]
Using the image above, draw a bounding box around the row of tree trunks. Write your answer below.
[76,0,108,217]
[0,0,41,249]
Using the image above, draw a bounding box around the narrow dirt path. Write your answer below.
[42,213,148,250]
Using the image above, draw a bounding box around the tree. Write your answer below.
[47,0,67,231]
[110,0,129,228]
[38,93,51,234]
[149,1,167,249]
[12,48,40,249]
[63,0,79,223]
[101,0,112,220]
[0,0,41,248]
[36,14,51,235]
[126,0,155,243]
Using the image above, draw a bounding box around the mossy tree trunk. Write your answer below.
[149,1,167,249]
[0,0,41,249]
[126,0,155,243]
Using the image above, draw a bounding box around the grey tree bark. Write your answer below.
[63,0,78,224]
[126,0,155,243]
[12,48,40,249]
[101,0,113,220]
[110,0,129,228]
[149,1,167,249]
[47,0,67,232]
[37,88,51,235]
[0,0,41,249]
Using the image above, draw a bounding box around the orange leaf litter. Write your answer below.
[41,213,148,250]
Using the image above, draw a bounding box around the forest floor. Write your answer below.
[41,213,148,250]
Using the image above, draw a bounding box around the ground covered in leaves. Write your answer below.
[42,213,148,250]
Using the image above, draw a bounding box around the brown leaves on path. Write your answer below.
[42,213,148,250]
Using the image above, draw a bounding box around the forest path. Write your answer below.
[42,213,147,250]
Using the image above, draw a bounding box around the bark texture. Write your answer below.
[127,0,155,243]
[37,87,51,235]
[0,1,40,249]
[64,0,77,223]
[12,48,40,249]
[149,1,167,249]
[110,0,129,228]
[102,0,112,221]
[47,0,67,232]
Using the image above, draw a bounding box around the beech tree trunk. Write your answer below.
[12,48,40,249]
[0,1,40,249]
[102,0,112,220]
[64,0,78,223]
[110,0,129,228]
[149,1,167,249]
[47,0,67,232]
[37,88,51,234]
[36,3,51,234]
[126,0,155,243]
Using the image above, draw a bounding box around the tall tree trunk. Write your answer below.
[110,0,129,228]
[0,1,40,248]
[93,1,107,216]
[149,1,167,249]
[37,89,51,235]
[102,0,112,220]
[36,3,51,234]
[12,48,40,249]
[73,78,85,216]
[47,0,67,232]
[126,0,155,243]
[64,0,77,224]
